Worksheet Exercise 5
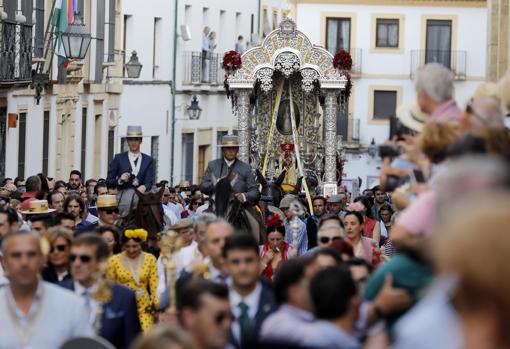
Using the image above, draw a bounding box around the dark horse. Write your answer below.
[255,169,286,207]
[117,186,165,242]
[213,177,264,243]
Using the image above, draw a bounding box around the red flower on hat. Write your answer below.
[266,214,283,228]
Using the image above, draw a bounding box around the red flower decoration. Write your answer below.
[344,72,352,99]
[222,50,242,71]
[333,50,352,71]
[266,214,283,228]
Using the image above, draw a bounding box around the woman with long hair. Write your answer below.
[352,196,381,244]
[344,211,384,267]
[107,228,159,332]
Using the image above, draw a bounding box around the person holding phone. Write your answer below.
[260,214,297,281]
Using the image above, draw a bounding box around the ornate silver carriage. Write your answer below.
[226,18,348,199]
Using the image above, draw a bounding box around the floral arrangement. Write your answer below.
[124,228,148,242]
[333,50,353,102]
[347,202,365,212]
[266,214,283,228]
[222,50,242,71]
[333,50,352,71]
[222,50,242,99]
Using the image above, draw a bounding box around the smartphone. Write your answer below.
[412,169,426,183]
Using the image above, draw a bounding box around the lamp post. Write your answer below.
[186,95,202,120]
[61,14,92,60]
[125,51,143,78]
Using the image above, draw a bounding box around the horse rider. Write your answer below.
[106,125,154,194]
[200,134,260,206]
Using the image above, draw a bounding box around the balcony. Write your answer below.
[337,115,360,149]
[182,51,223,86]
[347,48,362,77]
[0,21,32,85]
[410,50,466,80]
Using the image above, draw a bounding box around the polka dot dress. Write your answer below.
[107,252,159,332]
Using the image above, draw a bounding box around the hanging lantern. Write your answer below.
[61,14,92,60]
[125,51,143,78]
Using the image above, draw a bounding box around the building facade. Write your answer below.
[293,0,487,190]
[0,0,123,181]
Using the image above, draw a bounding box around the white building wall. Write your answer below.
[296,2,487,188]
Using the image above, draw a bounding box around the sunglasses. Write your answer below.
[318,236,341,244]
[103,208,119,215]
[180,187,190,191]
[214,311,233,325]
[69,253,93,263]
[50,244,68,253]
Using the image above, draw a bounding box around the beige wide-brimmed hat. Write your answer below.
[396,103,428,132]
[96,195,118,209]
[22,200,56,215]
[219,134,240,147]
[126,125,143,138]
[171,218,193,231]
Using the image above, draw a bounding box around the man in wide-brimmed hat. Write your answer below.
[96,195,119,226]
[199,134,259,205]
[106,125,154,193]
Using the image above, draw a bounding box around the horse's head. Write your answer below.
[256,169,285,207]
[134,186,165,239]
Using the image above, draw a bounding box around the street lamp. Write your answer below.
[187,95,202,120]
[125,51,143,78]
[368,138,377,158]
[61,14,91,60]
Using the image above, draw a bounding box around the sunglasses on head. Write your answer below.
[50,244,68,253]
[319,236,341,244]
[180,187,190,191]
[103,208,119,215]
[69,253,93,263]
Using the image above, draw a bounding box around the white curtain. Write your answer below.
[426,21,452,68]
[340,20,350,51]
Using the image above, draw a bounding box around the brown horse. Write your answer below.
[134,186,165,241]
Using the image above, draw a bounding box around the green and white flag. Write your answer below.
[52,0,68,65]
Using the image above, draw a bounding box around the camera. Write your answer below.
[378,144,402,159]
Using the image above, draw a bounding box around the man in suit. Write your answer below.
[61,233,141,349]
[200,135,260,205]
[107,125,154,194]
[223,233,277,348]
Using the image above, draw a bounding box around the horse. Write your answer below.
[116,186,165,243]
[255,169,286,208]
[212,177,265,244]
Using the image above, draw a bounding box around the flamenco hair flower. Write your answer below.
[124,229,148,242]
[266,214,283,228]
[347,202,365,212]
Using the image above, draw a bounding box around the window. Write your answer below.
[216,130,228,158]
[42,111,50,175]
[376,19,399,48]
[326,17,351,54]
[426,19,452,68]
[81,108,87,175]
[251,14,254,36]
[373,90,397,120]
[198,145,208,183]
[95,0,105,83]
[18,113,27,177]
[272,9,278,30]
[181,133,194,182]
[262,7,271,38]
[106,0,116,62]
[151,136,159,181]
[0,108,6,178]
[107,128,115,166]
[123,15,132,77]
[203,7,210,27]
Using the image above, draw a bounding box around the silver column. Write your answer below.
[322,90,339,184]
[236,89,251,163]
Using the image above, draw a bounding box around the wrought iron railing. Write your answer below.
[348,48,362,76]
[410,49,466,79]
[0,21,33,84]
[337,115,360,146]
[182,51,223,85]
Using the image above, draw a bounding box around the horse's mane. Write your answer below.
[215,177,233,217]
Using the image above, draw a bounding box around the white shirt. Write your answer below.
[74,281,100,326]
[85,212,99,224]
[196,202,210,215]
[224,158,235,167]
[128,151,142,175]
[0,263,7,287]
[229,282,262,344]
[162,204,179,226]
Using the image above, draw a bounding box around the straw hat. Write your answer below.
[327,194,344,204]
[171,218,193,231]
[22,200,55,215]
[219,134,240,148]
[279,195,297,209]
[396,103,428,132]
[96,195,118,209]
[126,125,143,138]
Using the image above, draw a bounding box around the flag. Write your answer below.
[52,0,69,65]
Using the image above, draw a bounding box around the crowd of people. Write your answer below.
[0,62,510,349]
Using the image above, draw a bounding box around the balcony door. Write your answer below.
[425,20,452,68]
[326,18,351,54]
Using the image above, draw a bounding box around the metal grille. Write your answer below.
[42,111,50,175]
[0,21,32,83]
[183,51,222,85]
[410,50,466,79]
[18,113,27,178]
